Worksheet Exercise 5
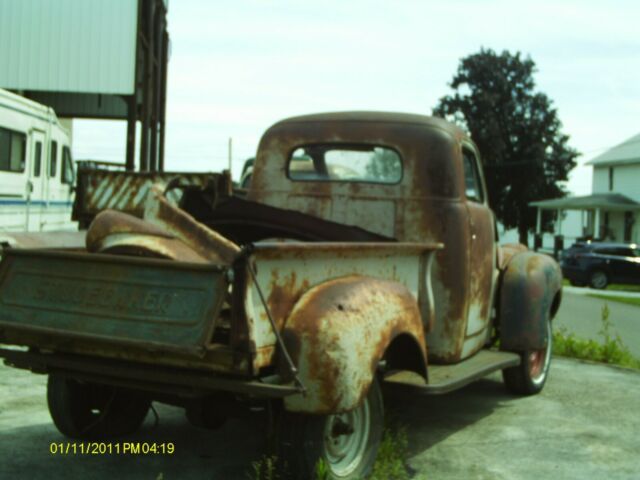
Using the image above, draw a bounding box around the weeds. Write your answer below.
[248,454,280,480]
[553,303,640,369]
[314,458,330,480]
[369,427,410,480]
[246,427,411,480]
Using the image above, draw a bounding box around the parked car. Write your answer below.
[560,241,640,289]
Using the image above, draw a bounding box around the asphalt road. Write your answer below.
[0,357,638,480]
[554,290,640,356]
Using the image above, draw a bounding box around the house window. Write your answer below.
[608,167,614,191]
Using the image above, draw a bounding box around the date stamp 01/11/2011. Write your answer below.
[49,442,175,456]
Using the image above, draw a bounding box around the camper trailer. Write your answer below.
[0,88,75,232]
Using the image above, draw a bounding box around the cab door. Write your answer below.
[461,146,497,358]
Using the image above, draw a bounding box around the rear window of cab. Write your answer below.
[287,145,402,184]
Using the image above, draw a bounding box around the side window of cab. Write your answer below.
[462,147,485,203]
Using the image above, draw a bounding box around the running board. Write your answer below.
[384,349,521,395]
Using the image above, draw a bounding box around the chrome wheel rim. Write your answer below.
[530,320,552,386]
[591,271,607,289]
[323,399,370,477]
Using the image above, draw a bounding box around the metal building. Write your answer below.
[0,0,169,172]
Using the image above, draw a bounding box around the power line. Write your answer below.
[580,137,640,156]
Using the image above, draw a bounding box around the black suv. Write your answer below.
[560,242,640,289]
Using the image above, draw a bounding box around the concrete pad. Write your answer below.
[398,358,639,479]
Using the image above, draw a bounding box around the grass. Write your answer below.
[553,303,640,370]
[608,283,640,293]
[247,427,411,480]
[586,294,640,307]
[562,278,640,292]
[368,427,410,480]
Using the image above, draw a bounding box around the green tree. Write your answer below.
[433,48,579,244]
[365,147,402,182]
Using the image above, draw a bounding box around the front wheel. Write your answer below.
[277,377,384,479]
[589,270,608,289]
[502,318,552,395]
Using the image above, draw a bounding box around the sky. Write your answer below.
[73,0,640,196]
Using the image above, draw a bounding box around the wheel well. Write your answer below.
[588,267,609,277]
[382,334,427,378]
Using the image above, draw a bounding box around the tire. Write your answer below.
[277,377,384,480]
[503,318,552,395]
[47,374,150,439]
[589,270,608,289]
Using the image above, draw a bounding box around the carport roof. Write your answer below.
[529,193,640,211]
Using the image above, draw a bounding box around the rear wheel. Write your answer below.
[277,378,383,479]
[589,270,608,289]
[503,318,552,395]
[47,374,150,439]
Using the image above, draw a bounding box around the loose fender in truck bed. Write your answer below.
[0,249,228,357]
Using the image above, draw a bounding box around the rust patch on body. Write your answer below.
[266,270,310,330]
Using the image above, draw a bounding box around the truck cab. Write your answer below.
[247,112,498,363]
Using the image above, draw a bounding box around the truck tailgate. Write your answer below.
[0,249,227,356]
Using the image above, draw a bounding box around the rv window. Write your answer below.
[50,141,58,178]
[62,146,74,184]
[0,127,26,172]
[0,129,9,170]
[34,142,42,177]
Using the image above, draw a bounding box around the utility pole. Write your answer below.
[228,137,233,179]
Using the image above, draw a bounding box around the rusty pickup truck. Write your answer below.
[0,112,562,479]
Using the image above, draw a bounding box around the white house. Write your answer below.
[530,133,640,245]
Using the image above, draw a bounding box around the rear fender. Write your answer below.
[281,275,426,414]
[499,251,562,351]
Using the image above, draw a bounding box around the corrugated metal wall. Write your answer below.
[0,0,138,94]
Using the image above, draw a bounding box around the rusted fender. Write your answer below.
[499,251,562,351]
[86,210,210,263]
[281,275,427,414]
[144,184,241,264]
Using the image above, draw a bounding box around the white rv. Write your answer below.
[0,88,76,232]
